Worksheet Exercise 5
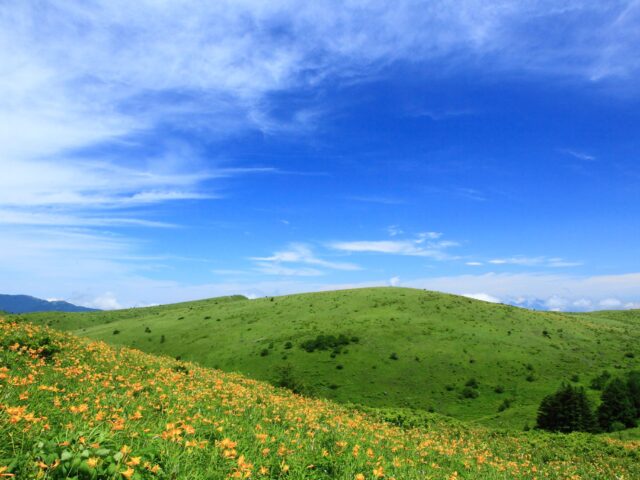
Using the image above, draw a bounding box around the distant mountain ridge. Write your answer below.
[0,294,98,314]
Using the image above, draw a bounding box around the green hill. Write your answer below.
[2,317,640,479]
[16,287,640,430]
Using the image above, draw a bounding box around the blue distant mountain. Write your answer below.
[0,294,98,314]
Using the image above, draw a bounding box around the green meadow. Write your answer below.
[17,287,640,431]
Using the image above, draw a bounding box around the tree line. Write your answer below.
[536,370,640,433]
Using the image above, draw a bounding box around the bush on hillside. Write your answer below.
[536,383,596,433]
[465,378,479,389]
[461,387,479,399]
[498,399,512,412]
[300,334,352,353]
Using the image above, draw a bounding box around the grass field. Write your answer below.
[1,317,639,479]
[17,287,640,431]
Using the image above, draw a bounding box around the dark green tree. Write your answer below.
[597,377,637,431]
[536,383,596,433]
[626,370,640,418]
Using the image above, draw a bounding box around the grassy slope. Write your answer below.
[17,287,640,430]
[1,318,639,479]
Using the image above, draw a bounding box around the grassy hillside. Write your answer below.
[1,317,639,479]
[17,287,640,430]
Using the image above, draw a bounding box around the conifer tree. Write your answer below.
[536,383,596,433]
[626,371,640,418]
[597,377,637,431]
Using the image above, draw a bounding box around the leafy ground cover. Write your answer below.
[1,318,639,479]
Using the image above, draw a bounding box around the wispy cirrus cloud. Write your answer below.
[488,256,582,268]
[559,149,596,161]
[347,196,407,205]
[2,1,636,230]
[330,232,458,260]
[251,243,361,277]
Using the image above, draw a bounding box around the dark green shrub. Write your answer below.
[498,399,512,412]
[284,341,293,349]
[494,385,505,394]
[300,334,352,353]
[389,352,399,360]
[113,330,120,335]
[260,348,269,357]
[465,378,479,389]
[461,387,479,399]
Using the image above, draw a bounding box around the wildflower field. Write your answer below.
[1,318,638,479]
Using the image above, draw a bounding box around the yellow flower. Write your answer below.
[121,467,135,479]
[87,458,99,469]
[0,466,15,478]
[356,475,365,480]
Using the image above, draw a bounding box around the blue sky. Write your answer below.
[1,1,639,310]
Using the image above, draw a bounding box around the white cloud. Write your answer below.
[466,261,484,266]
[0,209,176,228]
[254,263,324,277]
[462,293,500,303]
[599,298,623,308]
[417,232,443,241]
[39,271,640,313]
[572,298,593,309]
[348,196,406,205]
[407,272,640,311]
[389,276,401,287]
[488,256,582,268]
[86,292,122,310]
[560,149,596,161]
[387,225,404,237]
[330,233,457,260]
[250,243,361,277]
